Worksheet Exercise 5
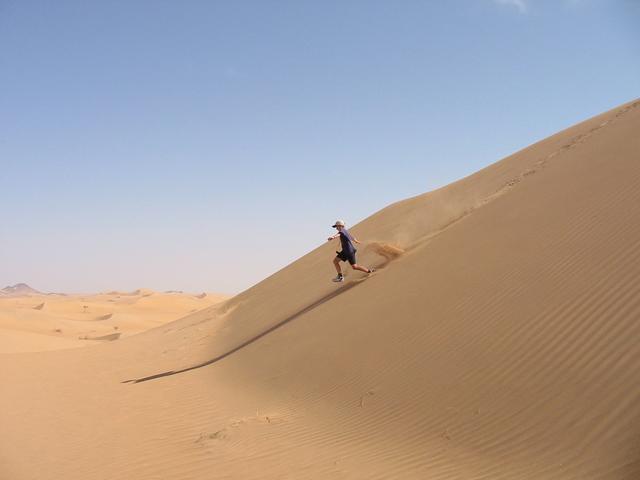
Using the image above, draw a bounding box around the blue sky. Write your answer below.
[1,1,638,294]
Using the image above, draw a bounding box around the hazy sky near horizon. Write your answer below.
[1,1,638,294]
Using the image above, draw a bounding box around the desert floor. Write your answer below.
[0,290,227,353]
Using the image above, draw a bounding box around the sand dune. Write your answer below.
[0,290,228,353]
[1,99,639,479]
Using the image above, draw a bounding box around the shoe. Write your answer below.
[332,274,344,283]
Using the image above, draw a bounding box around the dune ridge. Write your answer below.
[1,99,639,479]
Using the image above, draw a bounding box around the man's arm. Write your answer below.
[327,233,340,241]
[353,237,362,244]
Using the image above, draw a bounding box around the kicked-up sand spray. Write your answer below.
[366,242,405,260]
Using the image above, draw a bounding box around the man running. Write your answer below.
[327,219,374,282]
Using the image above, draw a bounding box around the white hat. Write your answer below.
[332,219,345,228]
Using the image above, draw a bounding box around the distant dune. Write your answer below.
[1,99,639,479]
[0,289,228,353]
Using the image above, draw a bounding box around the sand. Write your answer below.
[0,290,228,353]
[1,99,639,479]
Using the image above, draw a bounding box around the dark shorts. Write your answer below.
[336,250,357,265]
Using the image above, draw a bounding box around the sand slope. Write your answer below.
[1,99,639,479]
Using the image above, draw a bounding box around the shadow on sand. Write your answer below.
[122,275,372,384]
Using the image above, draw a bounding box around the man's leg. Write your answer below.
[333,256,342,274]
[351,263,372,273]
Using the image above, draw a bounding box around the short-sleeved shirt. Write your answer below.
[339,228,356,254]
